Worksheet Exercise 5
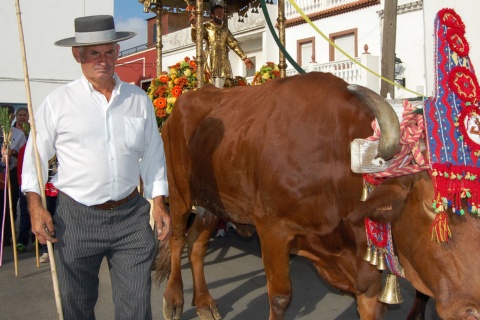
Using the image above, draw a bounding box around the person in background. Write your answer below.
[0,104,27,247]
[13,107,29,138]
[21,15,171,319]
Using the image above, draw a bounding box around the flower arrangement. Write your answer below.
[147,57,252,130]
[147,57,210,130]
[251,62,280,85]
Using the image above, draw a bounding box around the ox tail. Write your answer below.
[347,84,401,161]
[152,240,171,285]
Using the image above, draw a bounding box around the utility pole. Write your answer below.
[380,0,397,98]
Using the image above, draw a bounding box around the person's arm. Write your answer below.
[226,30,254,69]
[139,96,171,243]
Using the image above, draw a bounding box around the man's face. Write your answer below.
[212,7,224,24]
[72,43,119,83]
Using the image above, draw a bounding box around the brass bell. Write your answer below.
[363,245,373,262]
[370,248,379,266]
[377,251,388,271]
[379,273,403,304]
[360,182,369,201]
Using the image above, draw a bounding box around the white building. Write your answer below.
[2,1,480,108]
[0,0,113,108]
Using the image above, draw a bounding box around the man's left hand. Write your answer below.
[152,196,171,243]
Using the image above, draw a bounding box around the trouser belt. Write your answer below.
[94,189,139,210]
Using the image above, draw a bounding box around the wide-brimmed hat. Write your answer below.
[54,15,136,47]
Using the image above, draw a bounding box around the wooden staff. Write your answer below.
[14,0,64,318]
[4,139,19,276]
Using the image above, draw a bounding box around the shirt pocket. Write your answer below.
[124,117,146,153]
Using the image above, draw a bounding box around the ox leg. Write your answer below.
[356,272,386,320]
[163,208,191,320]
[187,209,222,320]
[406,291,429,320]
[258,231,292,320]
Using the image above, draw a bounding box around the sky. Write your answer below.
[114,0,156,51]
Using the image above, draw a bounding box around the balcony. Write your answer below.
[286,53,381,92]
[285,0,360,19]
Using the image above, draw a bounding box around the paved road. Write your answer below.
[0,229,438,319]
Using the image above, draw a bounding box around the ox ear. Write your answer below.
[348,175,414,224]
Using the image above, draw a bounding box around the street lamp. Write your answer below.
[394,56,405,87]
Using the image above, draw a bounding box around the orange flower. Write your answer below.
[184,57,191,62]
[272,70,281,78]
[171,85,183,98]
[189,60,197,70]
[154,97,167,109]
[156,108,167,118]
[159,75,169,83]
[155,86,166,97]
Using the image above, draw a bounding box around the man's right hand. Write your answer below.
[26,192,58,244]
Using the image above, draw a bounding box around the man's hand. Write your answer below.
[26,192,58,244]
[244,58,254,70]
[152,196,171,243]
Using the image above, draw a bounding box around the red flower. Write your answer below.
[154,97,167,109]
[172,85,183,98]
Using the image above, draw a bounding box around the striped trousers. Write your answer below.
[54,191,156,320]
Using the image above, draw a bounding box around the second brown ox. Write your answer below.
[155,72,480,320]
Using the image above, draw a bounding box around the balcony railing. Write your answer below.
[286,54,381,93]
[287,58,361,82]
[285,0,358,18]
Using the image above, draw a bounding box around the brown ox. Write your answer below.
[155,72,480,320]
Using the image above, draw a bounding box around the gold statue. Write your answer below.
[189,0,254,85]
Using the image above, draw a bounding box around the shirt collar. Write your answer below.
[79,73,122,94]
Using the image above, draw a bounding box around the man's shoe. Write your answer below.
[17,243,26,252]
[39,253,49,263]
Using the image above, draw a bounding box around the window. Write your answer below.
[329,29,358,61]
[297,37,315,66]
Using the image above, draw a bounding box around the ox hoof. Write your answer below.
[163,297,183,320]
[196,308,222,320]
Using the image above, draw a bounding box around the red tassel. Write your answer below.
[430,211,452,243]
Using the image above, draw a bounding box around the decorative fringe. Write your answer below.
[429,162,480,242]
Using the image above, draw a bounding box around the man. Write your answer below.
[0,104,27,246]
[189,0,254,85]
[21,15,171,319]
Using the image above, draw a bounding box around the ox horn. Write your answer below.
[347,85,401,161]
[379,273,403,304]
